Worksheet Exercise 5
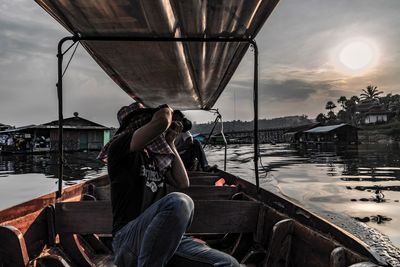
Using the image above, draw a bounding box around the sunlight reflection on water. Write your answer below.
[1,145,399,249]
[206,143,400,248]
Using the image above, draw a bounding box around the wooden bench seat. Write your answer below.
[55,200,261,235]
[94,184,239,201]
[54,199,260,266]
[172,186,239,200]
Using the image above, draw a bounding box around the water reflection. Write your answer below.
[206,143,400,248]
[0,151,106,180]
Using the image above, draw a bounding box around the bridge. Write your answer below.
[208,123,318,144]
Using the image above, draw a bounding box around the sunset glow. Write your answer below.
[337,39,378,73]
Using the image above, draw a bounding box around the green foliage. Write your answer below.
[325,101,336,111]
[360,85,383,100]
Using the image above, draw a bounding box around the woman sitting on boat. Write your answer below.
[98,103,252,267]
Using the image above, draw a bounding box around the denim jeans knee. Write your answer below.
[164,192,194,223]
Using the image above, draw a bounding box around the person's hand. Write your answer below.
[165,121,183,147]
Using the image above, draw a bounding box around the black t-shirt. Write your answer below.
[107,132,166,235]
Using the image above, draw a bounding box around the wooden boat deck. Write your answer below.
[0,171,385,266]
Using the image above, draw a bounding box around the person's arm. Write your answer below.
[130,106,172,151]
[165,122,190,188]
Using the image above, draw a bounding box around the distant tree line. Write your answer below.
[316,85,400,126]
[192,115,312,134]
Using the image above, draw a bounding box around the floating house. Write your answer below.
[0,123,11,131]
[302,123,358,145]
[0,113,111,153]
[363,108,395,125]
[283,123,320,143]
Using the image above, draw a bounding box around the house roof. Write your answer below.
[0,116,110,134]
[43,116,108,128]
[304,123,355,134]
[0,123,11,128]
[0,125,37,134]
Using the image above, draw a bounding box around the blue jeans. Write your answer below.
[112,192,240,267]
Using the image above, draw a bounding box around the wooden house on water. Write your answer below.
[0,113,111,153]
[0,123,11,132]
[302,123,358,145]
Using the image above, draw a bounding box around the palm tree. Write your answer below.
[360,85,383,100]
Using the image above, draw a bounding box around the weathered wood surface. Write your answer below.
[188,200,260,234]
[219,170,385,265]
[59,234,95,267]
[189,177,221,185]
[23,207,52,259]
[91,254,116,267]
[171,186,239,200]
[55,200,260,235]
[0,225,29,267]
[348,262,381,267]
[34,254,71,267]
[188,171,220,177]
[264,219,294,267]
[94,184,239,201]
[331,247,346,267]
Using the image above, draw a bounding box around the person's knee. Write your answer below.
[218,253,241,267]
[165,192,194,221]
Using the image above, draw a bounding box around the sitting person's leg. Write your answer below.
[169,235,241,267]
[192,139,210,171]
[113,192,194,267]
[180,149,196,170]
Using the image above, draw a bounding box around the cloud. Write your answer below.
[1,0,400,126]
[230,77,339,102]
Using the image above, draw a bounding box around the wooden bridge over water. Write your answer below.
[209,124,318,144]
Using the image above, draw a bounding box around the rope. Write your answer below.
[62,42,80,77]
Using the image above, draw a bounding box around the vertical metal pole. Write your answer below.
[251,41,260,192]
[203,114,221,149]
[56,41,64,199]
[224,141,227,172]
[219,116,227,172]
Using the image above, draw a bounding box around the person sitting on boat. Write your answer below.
[173,110,216,172]
[98,102,245,267]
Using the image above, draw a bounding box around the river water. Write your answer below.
[1,144,400,252]
[206,143,400,252]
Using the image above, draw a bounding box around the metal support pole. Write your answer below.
[55,34,255,196]
[220,120,227,172]
[251,41,260,192]
[203,113,221,149]
[56,36,77,199]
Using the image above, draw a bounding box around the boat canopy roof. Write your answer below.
[35,0,279,110]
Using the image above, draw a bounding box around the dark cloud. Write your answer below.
[230,78,337,102]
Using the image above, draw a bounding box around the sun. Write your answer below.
[336,39,378,73]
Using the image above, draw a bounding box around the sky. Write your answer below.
[1,0,400,127]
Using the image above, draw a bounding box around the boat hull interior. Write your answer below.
[0,171,385,267]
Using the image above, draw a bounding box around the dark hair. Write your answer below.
[182,118,192,132]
